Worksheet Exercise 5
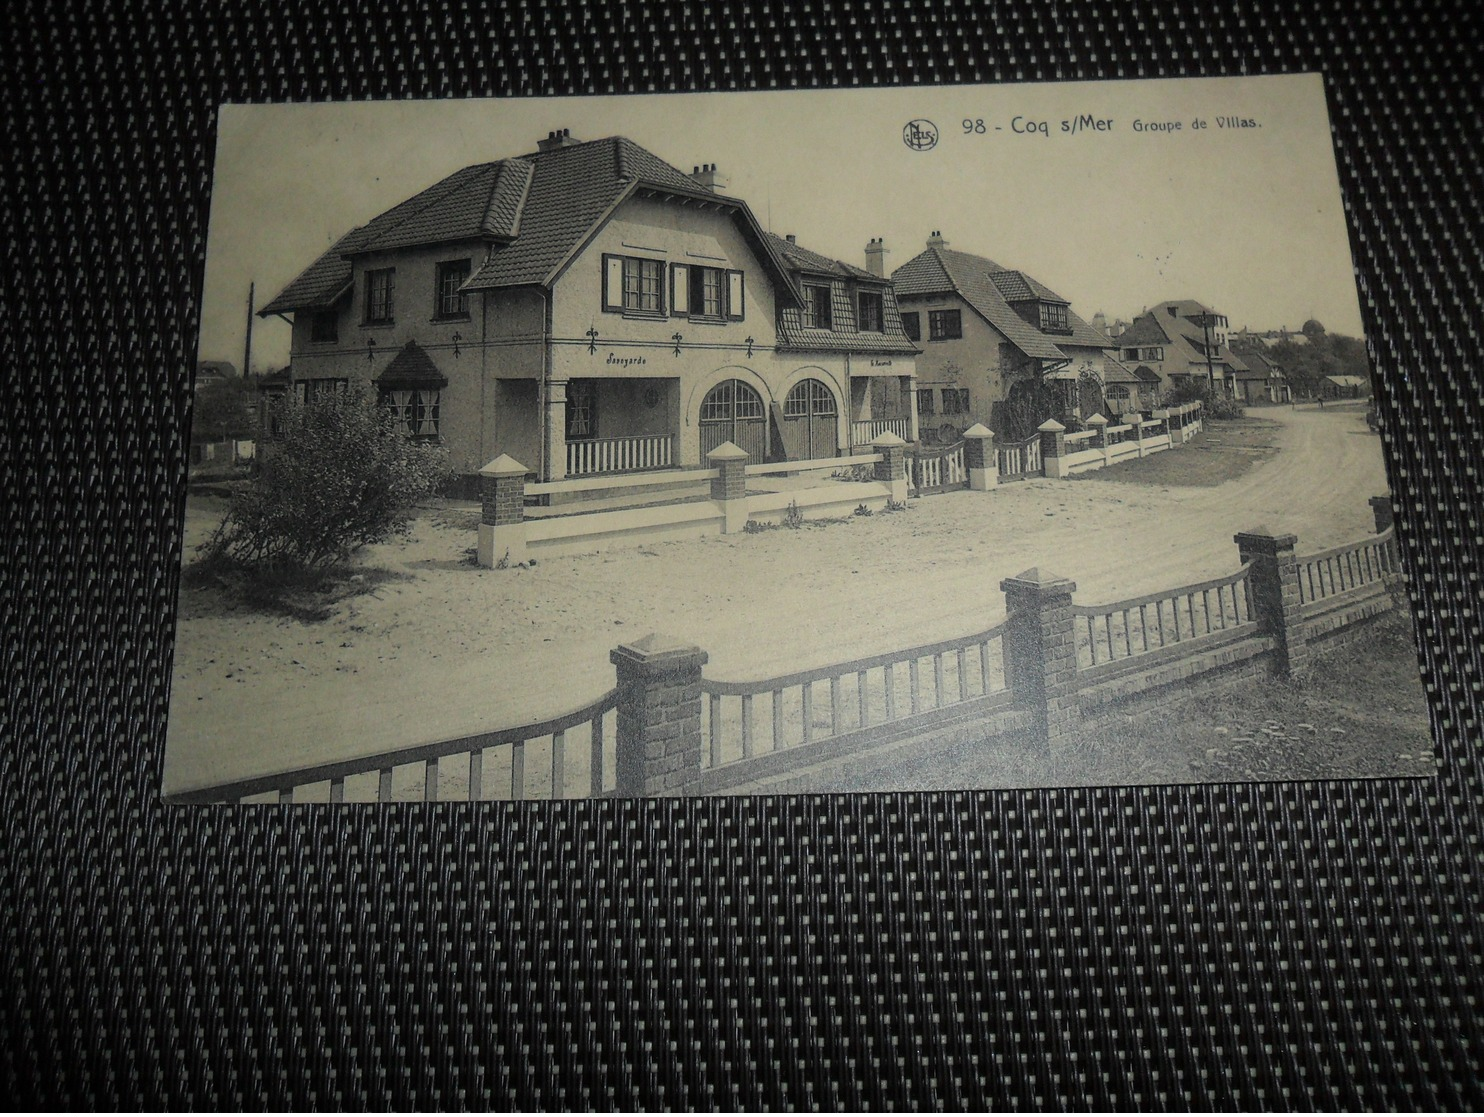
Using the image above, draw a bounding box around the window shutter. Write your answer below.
[726,270,745,320]
[671,263,689,316]
[602,255,624,312]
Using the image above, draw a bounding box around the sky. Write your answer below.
[199,74,1365,372]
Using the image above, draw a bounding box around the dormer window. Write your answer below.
[803,284,832,330]
[1038,302,1070,334]
[858,290,884,332]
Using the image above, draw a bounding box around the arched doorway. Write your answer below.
[780,378,839,461]
[699,379,767,461]
[1077,369,1107,421]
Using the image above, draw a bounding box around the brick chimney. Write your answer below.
[537,128,580,152]
[785,234,797,244]
[926,230,949,249]
[865,237,888,277]
[689,163,728,192]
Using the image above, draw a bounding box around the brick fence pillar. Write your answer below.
[962,423,996,491]
[1001,568,1080,763]
[1234,529,1308,678]
[707,441,750,533]
[1086,412,1109,464]
[872,431,910,503]
[1369,494,1394,534]
[1038,419,1068,478]
[611,634,709,797]
[477,454,529,567]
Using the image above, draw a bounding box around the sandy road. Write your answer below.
[164,404,1391,793]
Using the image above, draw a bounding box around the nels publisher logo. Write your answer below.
[902,119,938,151]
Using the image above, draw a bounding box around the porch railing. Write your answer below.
[1297,527,1398,612]
[1072,564,1257,672]
[702,622,1010,770]
[566,435,674,476]
[167,689,622,803]
[851,417,913,445]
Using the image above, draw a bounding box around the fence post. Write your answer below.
[872,431,910,503]
[1038,419,1068,478]
[1129,415,1148,457]
[478,454,529,568]
[1368,494,1394,534]
[1234,529,1308,678]
[611,634,709,797]
[708,441,750,533]
[1086,412,1109,465]
[962,423,996,490]
[1001,568,1081,764]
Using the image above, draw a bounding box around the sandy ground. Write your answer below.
[164,404,1397,795]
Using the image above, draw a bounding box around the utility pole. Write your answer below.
[243,281,255,379]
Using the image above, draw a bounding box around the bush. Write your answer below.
[1168,377,1246,420]
[199,385,451,575]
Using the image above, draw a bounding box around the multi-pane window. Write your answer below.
[901,312,921,341]
[623,257,664,313]
[803,285,833,330]
[916,388,936,416]
[294,378,349,404]
[309,309,338,343]
[435,260,470,319]
[701,379,764,421]
[364,268,396,325]
[1038,303,1070,333]
[928,310,961,340]
[565,381,596,439]
[382,388,441,438]
[690,267,726,318]
[858,291,884,332]
[942,388,970,415]
[783,379,837,417]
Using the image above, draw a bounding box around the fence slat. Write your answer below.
[378,768,393,802]
[772,689,785,752]
[742,694,754,759]
[858,670,869,728]
[957,648,968,702]
[707,695,720,770]
[424,758,438,802]
[552,729,565,799]
[469,749,483,802]
[802,684,814,744]
[885,663,897,721]
[511,742,525,801]
[830,676,842,736]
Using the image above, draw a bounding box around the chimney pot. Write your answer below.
[786,234,796,244]
[865,236,889,277]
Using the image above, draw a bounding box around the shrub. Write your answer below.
[1168,377,1246,420]
[782,500,805,529]
[199,385,451,575]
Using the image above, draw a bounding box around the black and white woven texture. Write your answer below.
[3,0,1481,1108]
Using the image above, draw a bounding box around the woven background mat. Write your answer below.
[4,0,1481,1107]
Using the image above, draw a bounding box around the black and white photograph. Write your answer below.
[165,73,1433,803]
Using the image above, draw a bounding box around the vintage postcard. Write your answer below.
[166,74,1433,803]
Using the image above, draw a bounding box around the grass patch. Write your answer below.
[1070,607,1435,785]
[1069,417,1281,487]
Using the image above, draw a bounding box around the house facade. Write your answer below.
[890,235,1118,442]
[1114,300,1251,397]
[1227,344,1291,403]
[260,131,917,487]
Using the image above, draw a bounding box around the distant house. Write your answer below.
[1321,374,1369,400]
[1100,356,1164,414]
[891,234,1117,441]
[1115,300,1249,397]
[1228,345,1291,403]
[258,130,918,488]
[194,360,237,391]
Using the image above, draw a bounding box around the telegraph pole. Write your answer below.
[243,282,255,379]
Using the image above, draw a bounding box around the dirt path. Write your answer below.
[164,404,1391,794]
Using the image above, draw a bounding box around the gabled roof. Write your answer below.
[1112,316,1172,348]
[376,340,447,386]
[262,136,795,315]
[891,246,1111,362]
[1120,300,1250,373]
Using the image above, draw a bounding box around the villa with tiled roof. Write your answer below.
[890,234,1119,441]
[260,130,918,485]
[1114,299,1250,397]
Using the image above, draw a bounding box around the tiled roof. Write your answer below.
[263,137,730,314]
[892,246,1111,362]
[259,228,361,314]
[1129,363,1163,383]
[376,340,447,385]
[1101,356,1145,384]
[765,233,879,281]
[771,236,918,355]
[989,270,1068,305]
[1112,316,1171,348]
